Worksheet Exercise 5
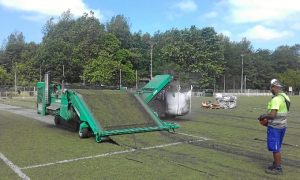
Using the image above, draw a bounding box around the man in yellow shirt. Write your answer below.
[258,79,290,175]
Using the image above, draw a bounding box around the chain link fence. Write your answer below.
[193,89,273,97]
[0,86,37,98]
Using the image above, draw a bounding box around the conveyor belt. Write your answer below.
[75,89,157,131]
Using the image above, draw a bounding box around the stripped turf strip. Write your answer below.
[20,137,209,170]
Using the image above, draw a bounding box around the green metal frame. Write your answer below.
[137,74,173,103]
[36,82,46,115]
[65,90,179,142]
[37,81,179,142]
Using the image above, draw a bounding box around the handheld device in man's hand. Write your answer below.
[258,114,268,126]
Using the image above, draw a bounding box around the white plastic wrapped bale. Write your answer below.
[214,93,223,99]
[165,90,192,116]
[215,93,237,109]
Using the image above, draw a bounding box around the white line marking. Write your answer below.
[0,152,30,180]
[21,139,207,170]
[175,132,211,140]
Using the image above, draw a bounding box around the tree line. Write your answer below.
[0,10,299,92]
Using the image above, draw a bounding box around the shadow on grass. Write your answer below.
[43,123,121,146]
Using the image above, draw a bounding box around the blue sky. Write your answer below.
[0,0,299,50]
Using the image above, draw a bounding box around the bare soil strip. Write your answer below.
[20,138,208,170]
[0,103,54,125]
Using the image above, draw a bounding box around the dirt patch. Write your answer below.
[160,131,300,169]
[0,103,54,125]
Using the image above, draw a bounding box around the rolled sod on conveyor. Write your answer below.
[75,89,157,130]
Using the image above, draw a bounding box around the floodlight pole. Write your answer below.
[135,70,138,89]
[240,54,244,93]
[150,43,154,79]
[244,75,247,91]
[214,74,216,92]
[223,75,226,93]
[39,65,42,82]
[14,70,17,93]
[119,69,122,89]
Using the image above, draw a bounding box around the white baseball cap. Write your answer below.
[270,79,283,87]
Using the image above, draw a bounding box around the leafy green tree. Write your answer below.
[83,54,119,85]
[83,52,135,86]
[38,10,76,82]
[106,15,132,49]
[244,49,274,89]
[101,33,121,55]
[118,62,136,87]
[1,32,26,72]
[14,61,39,86]
[72,12,106,61]
[158,26,224,88]
[42,17,55,35]
[2,10,299,90]
[0,65,10,85]
[130,32,151,77]
[271,45,300,73]
[38,10,107,83]
[220,37,254,89]
[0,48,8,68]
[114,49,141,70]
[278,69,300,92]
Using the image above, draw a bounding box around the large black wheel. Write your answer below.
[79,128,90,138]
[70,116,80,132]
[70,121,80,132]
[54,115,61,126]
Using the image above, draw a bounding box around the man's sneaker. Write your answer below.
[265,164,283,175]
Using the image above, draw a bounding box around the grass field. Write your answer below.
[0,95,299,179]
[0,96,36,109]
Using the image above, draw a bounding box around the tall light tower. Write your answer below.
[150,43,154,79]
[14,67,17,93]
[240,54,244,93]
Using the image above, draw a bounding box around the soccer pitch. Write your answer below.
[0,96,299,179]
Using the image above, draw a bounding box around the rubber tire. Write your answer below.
[54,116,61,126]
[79,128,90,138]
[71,121,80,132]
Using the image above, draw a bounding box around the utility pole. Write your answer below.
[135,70,138,90]
[244,75,247,91]
[62,64,65,90]
[240,54,244,93]
[119,69,122,89]
[14,70,17,93]
[150,43,154,79]
[223,75,226,93]
[213,74,216,92]
[11,59,17,93]
[39,65,42,82]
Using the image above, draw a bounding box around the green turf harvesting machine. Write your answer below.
[137,74,174,117]
[138,75,192,118]
[37,73,179,142]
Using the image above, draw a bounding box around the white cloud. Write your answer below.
[219,30,232,37]
[204,11,218,18]
[240,25,292,41]
[20,14,46,22]
[228,0,300,23]
[166,13,180,21]
[167,0,197,21]
[0,0,103,20]
[291,22,300,30]
[175,0,197,13]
